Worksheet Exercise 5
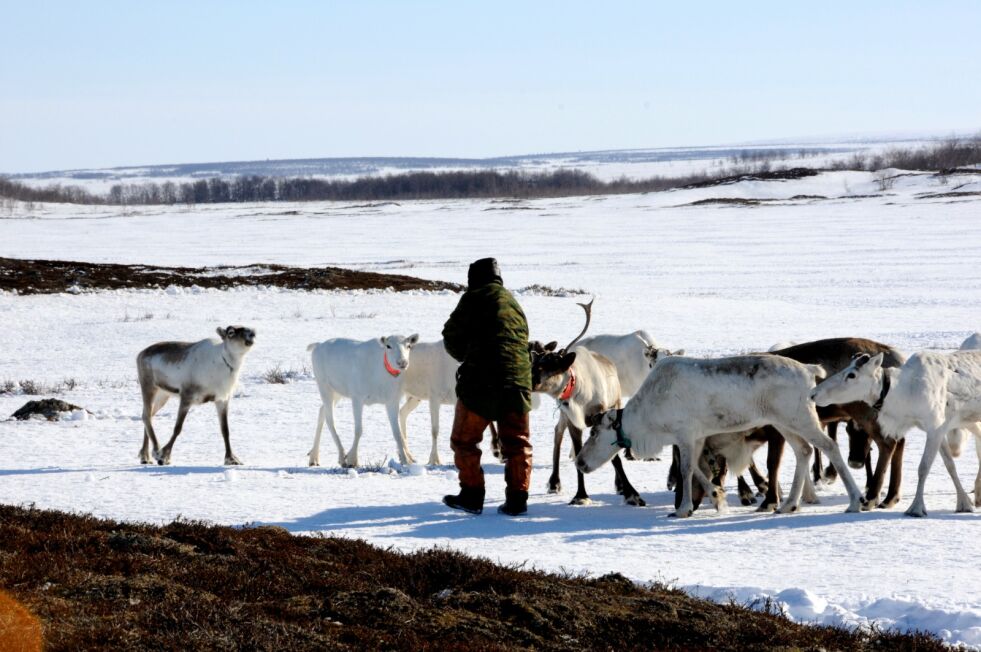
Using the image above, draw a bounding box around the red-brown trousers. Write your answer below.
[450,400,532,492]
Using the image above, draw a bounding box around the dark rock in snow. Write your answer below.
[11,399,84,421]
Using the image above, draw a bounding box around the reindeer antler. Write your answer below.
[564,298,594,351]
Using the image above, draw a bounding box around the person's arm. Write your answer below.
[442,294,472,362]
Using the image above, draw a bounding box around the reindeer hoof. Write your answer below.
[225,455,242,466]
[569,496,592,506]
[309,460,320,467]
[668,509,693,518]
[756,503,777,513]
[547,480,561,494]
[740,495,757,506]
[624,494,646,507]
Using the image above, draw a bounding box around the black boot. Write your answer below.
[443,486,485,514]
[497,488,528,516]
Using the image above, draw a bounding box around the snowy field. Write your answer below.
[2,169,981,646]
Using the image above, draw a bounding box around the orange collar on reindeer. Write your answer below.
[559,371,576,401]
[383,352,401,377]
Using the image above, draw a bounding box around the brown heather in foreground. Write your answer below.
[0,504,944,651]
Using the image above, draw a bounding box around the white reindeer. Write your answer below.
[961,332,981,351]
[137,326,255,466]
[398,340,457,466]
[578,331,660,397]
[578,354,867,517]
[946,333,981,457]
[812,350,981,517]
[308,334,419,468]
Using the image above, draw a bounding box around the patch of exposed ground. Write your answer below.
[0,257,462,295]
[0,505,944,651]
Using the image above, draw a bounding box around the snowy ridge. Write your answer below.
[689,586,981,648]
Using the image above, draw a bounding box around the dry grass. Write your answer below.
[0,504,944,651]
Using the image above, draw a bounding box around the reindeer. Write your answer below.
[531,301,645,506]
[137,325,255,466]
[813,350,981,517]
[308,334,419,468]
[668,338,907,512]
[578,354,868,518]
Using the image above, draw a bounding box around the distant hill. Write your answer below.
[7,143,870,182]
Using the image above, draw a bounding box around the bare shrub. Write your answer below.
[121,312,155,322]
[0,379,15,394]
[874,170,897,191]
[516,284,588,297]
[262,365,307,384]
[18,380,43,395]
[349,311,378,319]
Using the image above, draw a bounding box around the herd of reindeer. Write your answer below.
[134,302,981,520]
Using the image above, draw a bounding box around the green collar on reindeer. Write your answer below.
[610,409,632,449]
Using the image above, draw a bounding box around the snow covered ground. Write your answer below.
[2,169,981,646]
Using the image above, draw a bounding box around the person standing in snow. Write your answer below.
[441,258,533,516]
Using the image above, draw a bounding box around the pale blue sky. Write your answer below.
[2,1,979,172]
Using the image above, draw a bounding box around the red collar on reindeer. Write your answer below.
[383,352,402,377]
[559,371,576,401]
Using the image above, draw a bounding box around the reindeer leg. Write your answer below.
[667,444,680,491]
[156,396,191,466]
[822,421,838,483]
[865,435,894,506]
[548,416,565,494]
[489,422,502,461]
[140,388,167,464]
[568,425,591,505]
[757,428,784,512]
[940,437,974,513]
[612,454,645,506]
[671,439,696,518]
[879,437,904,509]
[748,459,768,496]
[737,475,756,506]
[216,400,241,465]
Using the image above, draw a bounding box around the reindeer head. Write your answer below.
[217,325,256,354]
[379,333,420,372]
[575,409,624,473]
[644,346,685,368]
[810,352,884,407]
[529,299,592,393]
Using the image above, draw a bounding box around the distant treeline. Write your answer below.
[99,169,723,204]
[2,138,979,206]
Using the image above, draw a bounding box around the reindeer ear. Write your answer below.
[558,351,577,372]
[853,353,872,368]
[379,336,387,346]
[585,413,602,427]
[407,333,419,345]
[545,341,558,352]
[866,352,885,372]
[216,327,228,340]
